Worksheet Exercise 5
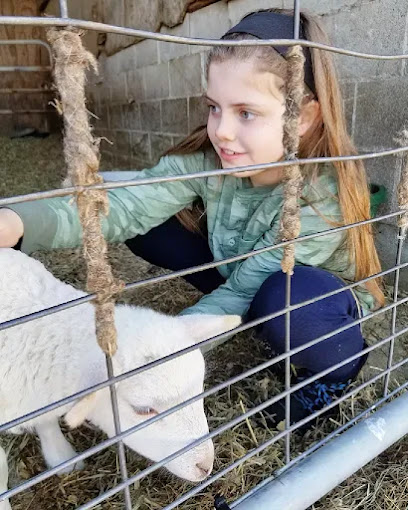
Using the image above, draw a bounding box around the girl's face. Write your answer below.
[206,59,287,185]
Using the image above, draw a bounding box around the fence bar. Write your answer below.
[232,391,408,510]
[59,0,69,18]
[0,210,403,335]
[284,271,292,463]
[384,229,405,395]
[1,16,408,61]
[0,147,407,207]
[105,356,132,509]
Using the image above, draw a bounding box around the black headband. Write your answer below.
[223,12,316,95]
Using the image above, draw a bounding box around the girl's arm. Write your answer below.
[4,153,205,254]
[181,202,345,318]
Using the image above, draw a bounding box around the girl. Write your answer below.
[0,9,383,428]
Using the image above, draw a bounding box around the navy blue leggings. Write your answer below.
[125,216,366,382]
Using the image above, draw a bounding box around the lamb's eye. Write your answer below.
[133,406,158,416]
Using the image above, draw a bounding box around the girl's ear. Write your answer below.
[298,99,321,137]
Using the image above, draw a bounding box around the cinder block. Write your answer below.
[135,39,159,68]
[116,44,138,73]
[151,133,175,163]
[354,77,408,152]
[109,105,123,130]
[161,98,188,134]
[143,63,170,99]
[159,14,191,63]
[169,54,203,97]
[229,0,283,25]
[189,95,208,132]
[328,0,406,80]
[95,104,110,129]
[114,130,131,159]
[109,72,127,104]
[130,131,151,162]
[140,101,161,131]
[122,102,141,130]
[126,70,145,102]
[190,2,230,53]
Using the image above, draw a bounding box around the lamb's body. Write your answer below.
[0,249,241,508]
[0,252,99,431]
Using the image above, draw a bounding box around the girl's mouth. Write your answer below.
[219,148,245,162]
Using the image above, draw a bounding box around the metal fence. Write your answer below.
[1,0,408,508]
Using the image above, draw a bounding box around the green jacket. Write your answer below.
[8,149,376,316]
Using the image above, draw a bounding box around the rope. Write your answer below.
[279,45,306,275]
[397,128,408,238]
[47,27,124,356]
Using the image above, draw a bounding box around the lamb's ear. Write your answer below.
[179,314,242,346]
[64,393,98,429]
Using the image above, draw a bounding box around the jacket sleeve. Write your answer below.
[6,153,205,254]
[181,200,345,317]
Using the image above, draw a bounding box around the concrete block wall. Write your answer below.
[88,0,408,278]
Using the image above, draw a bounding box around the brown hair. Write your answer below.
[166,8,384,306]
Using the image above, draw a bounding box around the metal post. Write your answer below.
[232,391,408,510]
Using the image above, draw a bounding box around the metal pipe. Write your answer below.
[232,391,408,510]
[1,16,408,61]
[0,39,53,65]
[0,211,402,335]
[0,147,407,207]
[0,66,51,72]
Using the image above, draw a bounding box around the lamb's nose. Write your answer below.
[196,460,213,478]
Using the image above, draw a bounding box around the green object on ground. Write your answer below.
[370,184,387,217]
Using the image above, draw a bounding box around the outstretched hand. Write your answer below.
[0,209,24,247]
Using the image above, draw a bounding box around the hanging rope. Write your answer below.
[397,129,408,239]
[279,45,306,275]
[47,27,124,356]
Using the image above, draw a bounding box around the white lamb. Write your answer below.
[0,248,240,508]
[0,447,11,510]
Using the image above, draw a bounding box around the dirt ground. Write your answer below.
[1,134,408,510]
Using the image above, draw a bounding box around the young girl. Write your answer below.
[0,8,383,428]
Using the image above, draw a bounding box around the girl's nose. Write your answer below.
[215,115,236,142]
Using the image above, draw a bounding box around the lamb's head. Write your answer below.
[66,306,241,482]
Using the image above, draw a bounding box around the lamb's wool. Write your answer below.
[0,249,240,508]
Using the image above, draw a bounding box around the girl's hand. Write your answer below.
[0,209,24,247]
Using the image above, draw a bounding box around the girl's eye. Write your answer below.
[208,104,220,114]
[132,406,158,416]
[240,110,255,120]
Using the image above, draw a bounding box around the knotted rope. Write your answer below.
[47,27,124,356]
[279,45,305,275]
[397,129,408,238]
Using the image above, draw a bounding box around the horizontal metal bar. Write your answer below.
[0,39,53,67]
[0,259,406,438]
[232,391,408,510]
[2,323,407,503]
[1,146,407,207]
[1,16,408,61]
[0,66,51,72]
[0,210,402,335]
[0,88,53,93]
[0,109,51,114]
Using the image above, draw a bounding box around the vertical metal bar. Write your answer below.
[282,0,302,465]
[383,230,404,395]
[105,355,133,509]
[284,271,292,463]
[293,0,301,39]
[59,0,69,18]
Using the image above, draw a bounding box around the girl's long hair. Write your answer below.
[165,8,384,306]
